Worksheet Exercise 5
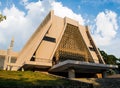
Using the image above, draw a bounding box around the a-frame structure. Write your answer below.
[6,10,117,78]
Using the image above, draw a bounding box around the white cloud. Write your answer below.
[93,10,118,46]
[25,0,52,27]
[0,32,5,44]
[0,0,119,58]
[100,38,120,58]
[0,0,84,51]
[0,5,32,50]
[52,1,84,25]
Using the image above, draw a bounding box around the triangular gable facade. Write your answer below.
[6,11,117,78]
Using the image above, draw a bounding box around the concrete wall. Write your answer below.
[0,50,18,70]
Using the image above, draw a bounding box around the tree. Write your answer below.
[0,14,6,22]
[107,55,117,65]
[99,49,120,74]
[100,50,118,65]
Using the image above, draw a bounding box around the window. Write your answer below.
[43,36,56,42]
[89,47,95,51]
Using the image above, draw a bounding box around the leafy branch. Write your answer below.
[0,14,6,22]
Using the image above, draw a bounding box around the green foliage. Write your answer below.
[0,14,6,22]
[100,50,119,65]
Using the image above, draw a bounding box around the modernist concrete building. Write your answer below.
[0,10,118,78]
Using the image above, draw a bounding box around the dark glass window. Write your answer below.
[43,36,56,42]
[89,47,95,51]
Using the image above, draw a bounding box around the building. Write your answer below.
[0,10,118,78]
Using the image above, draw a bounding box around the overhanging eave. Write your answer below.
[49,60,118,73]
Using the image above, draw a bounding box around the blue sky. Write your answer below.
[0,0,120,58]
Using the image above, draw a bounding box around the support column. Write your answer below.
[3,48,10,70]
[3,55,8,70]
[102,71,107,78]
[7,49,12,71]
[7,65,11,71]
[21,68,24,71]
[68,69,75,78]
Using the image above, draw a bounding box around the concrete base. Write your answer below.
[68,69,75,78]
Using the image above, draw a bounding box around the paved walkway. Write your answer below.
[74,75,120,88]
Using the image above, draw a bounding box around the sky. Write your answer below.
[0,0,120,58]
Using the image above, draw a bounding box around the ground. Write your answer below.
[0,70,91,88]
[0,70,120,88]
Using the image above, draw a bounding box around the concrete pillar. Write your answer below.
[3,48,10,70]
[3,55,8,70]
[6,55,12,71]
[7,66,10,71]
[102,71,107,78]
[68,69,75,78]
[21,68,24,71]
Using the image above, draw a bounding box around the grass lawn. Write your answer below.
[0,70,84,87]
